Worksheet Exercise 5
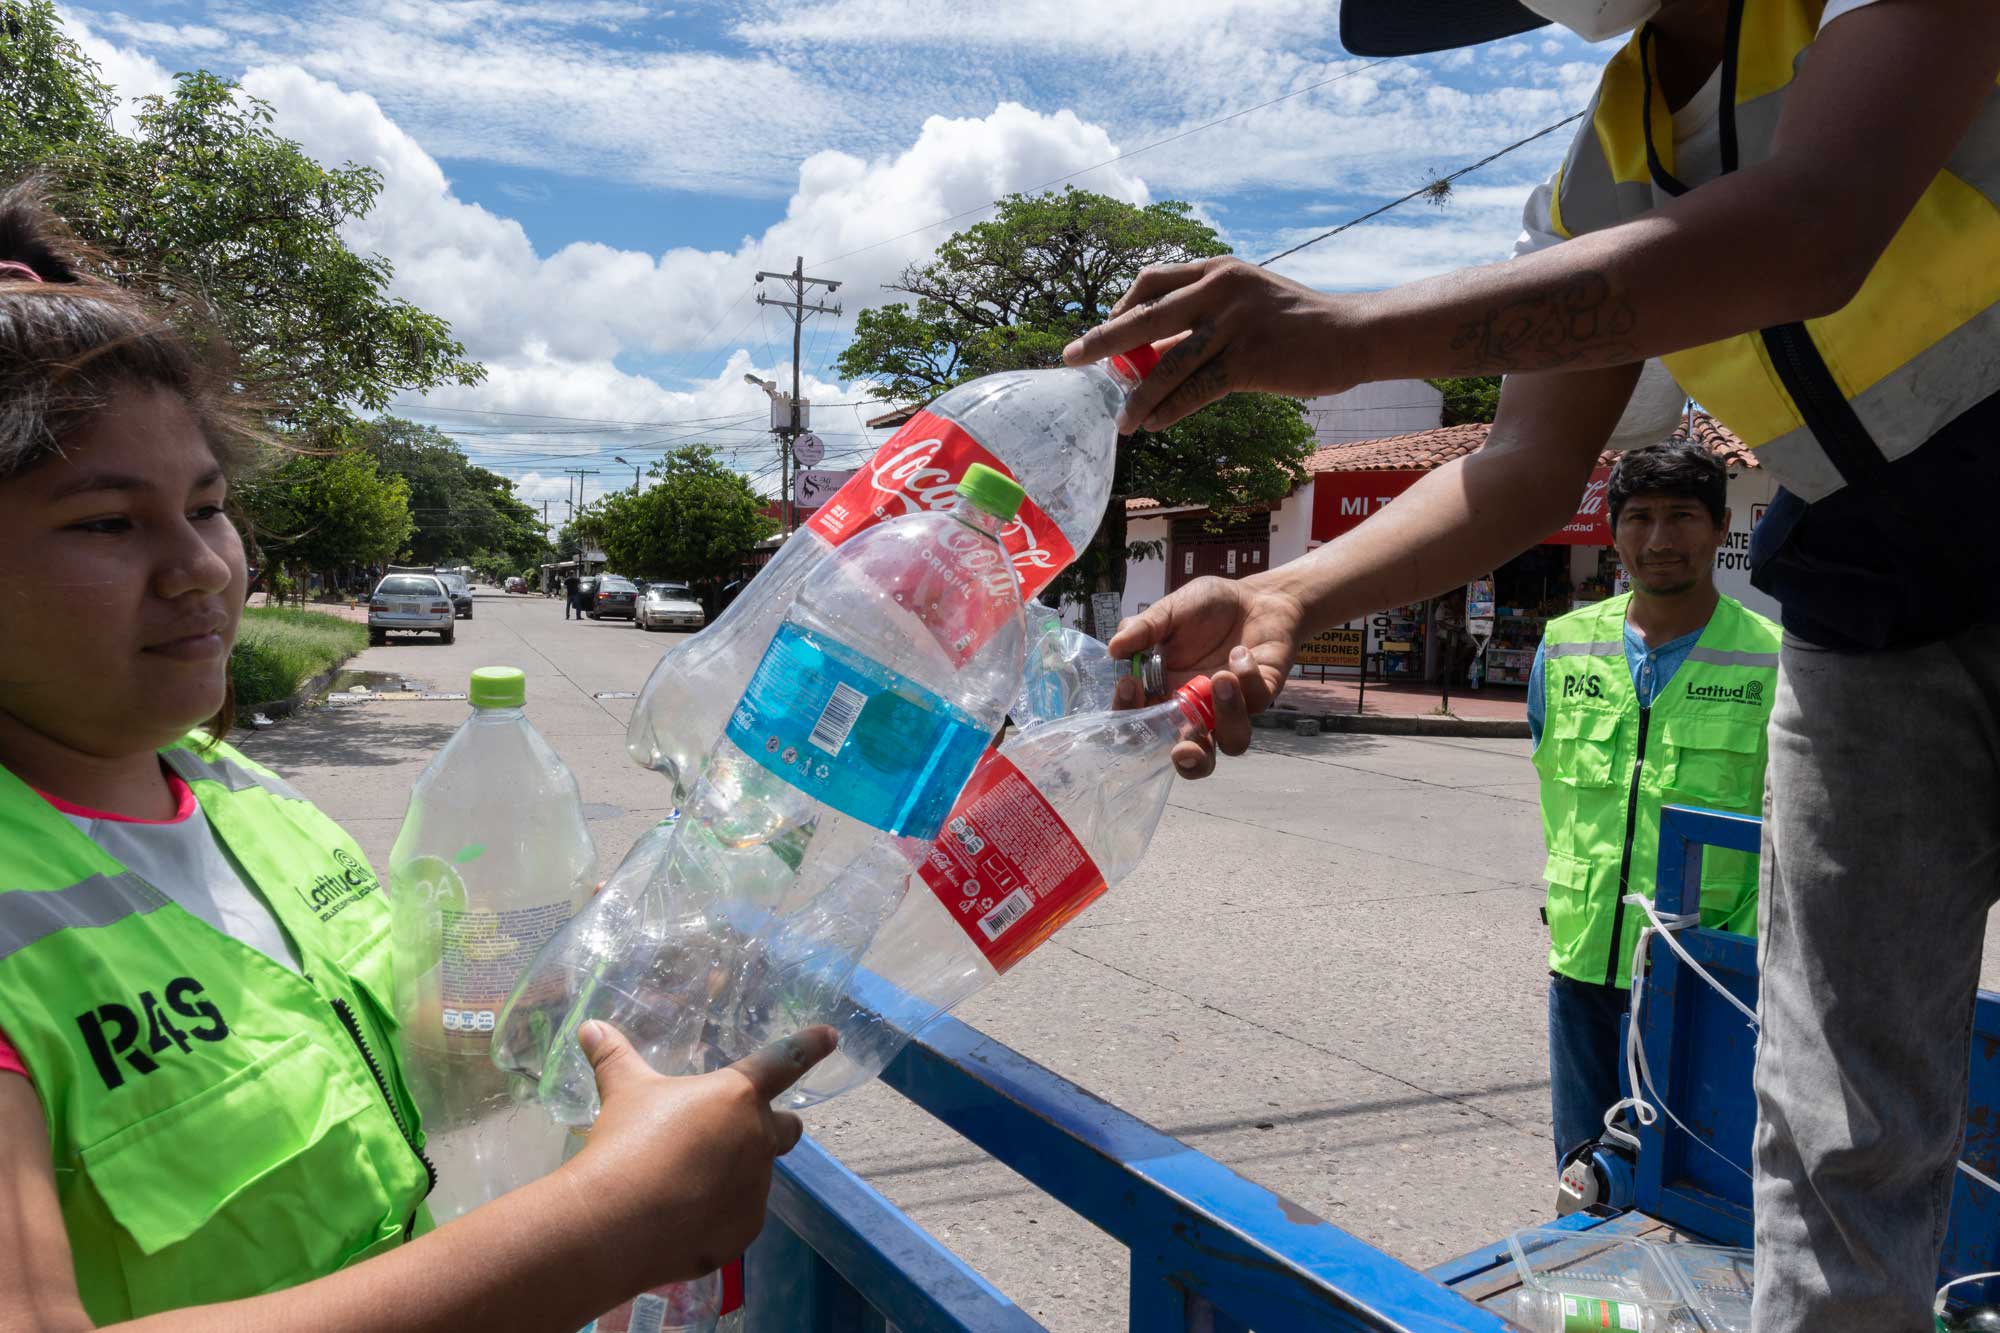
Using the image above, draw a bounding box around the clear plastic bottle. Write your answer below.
[500,467,1031,1121]
[783,676,1215,1107]
[387,667,596,1221]
[1013,606,1165,725]
[625,346,1159,801]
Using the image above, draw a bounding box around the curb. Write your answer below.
[1255,708,1530,740]
[238,662,345,728]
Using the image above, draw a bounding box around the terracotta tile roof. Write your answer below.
[1301,412,1758,475]
[1670,413,1757,469]
[1302,424,1491,474]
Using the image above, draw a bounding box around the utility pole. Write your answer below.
[755,256,840,534]
[562,468,598,568]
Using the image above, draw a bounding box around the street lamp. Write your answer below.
[614,455,640,492]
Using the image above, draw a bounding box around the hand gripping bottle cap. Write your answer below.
[1109,343,1161,382]
[956,462,1027,522]
[469,666,526,709]
[1174,675,1216,734]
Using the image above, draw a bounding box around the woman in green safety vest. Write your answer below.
[0,181,833,1329]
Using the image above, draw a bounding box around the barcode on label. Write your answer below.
[979,889,1035,940]
[809,682,868,754]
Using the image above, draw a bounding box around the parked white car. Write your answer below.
[368,574,455,645]
[636,582,706,632]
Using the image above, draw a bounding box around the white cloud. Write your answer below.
[59,7,177,131]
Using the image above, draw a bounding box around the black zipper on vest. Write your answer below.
[1643,0,1885,488]
[1604,704,1653,988]
[325,990,439,1230]
[1759,323,1887,485]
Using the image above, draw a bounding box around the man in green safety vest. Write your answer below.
[1526,440,1779,1166]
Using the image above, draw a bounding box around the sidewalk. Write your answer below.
[247,592,368,623]
[1267,674,1529,737]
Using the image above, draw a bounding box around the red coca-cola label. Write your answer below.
[919,751,1108,973]
[809,411,1075,601]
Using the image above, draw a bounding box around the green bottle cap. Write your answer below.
[956,463,1026,522]
[469,666,526,709]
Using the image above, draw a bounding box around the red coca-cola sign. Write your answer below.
[1544,467,1613,546]
[808,411,1075,596]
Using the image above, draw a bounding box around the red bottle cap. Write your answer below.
[1109,343,1161,381]
[1174,676,1215,733]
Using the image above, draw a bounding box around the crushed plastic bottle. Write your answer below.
[1013,605,1165,725]
[783,676,1215,1107]
[625,346,1159,801]
[500,466,1031,1122]
[387,667,596,1220]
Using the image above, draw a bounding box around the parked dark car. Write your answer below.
[589,574,639,620]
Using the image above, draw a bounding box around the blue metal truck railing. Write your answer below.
[746,806,2000,1327]
[1639,805,2000,1305]
[745,966,1517,1332]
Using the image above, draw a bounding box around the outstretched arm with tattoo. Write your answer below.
[1065,1,2000,431]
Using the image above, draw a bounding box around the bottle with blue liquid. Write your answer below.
[497,465,1029,1120]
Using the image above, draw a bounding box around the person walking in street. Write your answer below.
[0,181,831,1331]
[562,571,581,620]
[1071,1,1998,1324]
[1526,441,1777,1167]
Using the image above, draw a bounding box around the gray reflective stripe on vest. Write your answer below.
[1545,640,1625,659]
[1686,647,1779,670]
[1755,296,2000,501]
[0,873,168,961]
[1947,81,2000,208]
[1553,98,1654,235]
[162,748,306,803]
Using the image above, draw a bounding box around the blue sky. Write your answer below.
[60,0,1612,513]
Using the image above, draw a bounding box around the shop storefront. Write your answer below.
[1123,415,1773,689]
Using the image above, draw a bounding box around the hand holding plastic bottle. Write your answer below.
[1107,574,1305,777]
[559,1020,835,1287]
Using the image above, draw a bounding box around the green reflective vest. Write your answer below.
[0,735,434,1323]
[1533,594,1779,988]
[1547,0,2000,501]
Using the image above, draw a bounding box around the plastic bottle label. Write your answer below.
[1558,1293,1643,1330]
[726,622,991,840]
[808,411,1075,602]
[918,751,1108,973]
[439,898,580,1027]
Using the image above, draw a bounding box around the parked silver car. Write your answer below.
[368,574,455,645]
[636,582,706,632]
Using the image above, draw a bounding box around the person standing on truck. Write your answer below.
[1527,440,1777,1167]
[1069,0,1999,1325]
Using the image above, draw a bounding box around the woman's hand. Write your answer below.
[1108,574,1305,777]
[562,1020,835,1286]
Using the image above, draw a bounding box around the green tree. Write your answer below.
[836,187,1316,606]
[239,449,412,588]
[351,417,547,570]
[0,2,484,444]
[1430,375,1502,426]
[596,446,776,586]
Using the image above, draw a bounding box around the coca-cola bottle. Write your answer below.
[625,346,1159,801]
[779,677,1215,1106]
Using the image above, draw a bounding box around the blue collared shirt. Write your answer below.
[1527,621,1705,747]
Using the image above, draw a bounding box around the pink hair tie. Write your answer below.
[0,261,43,283]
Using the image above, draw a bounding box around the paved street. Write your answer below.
[237,589,2000,1331]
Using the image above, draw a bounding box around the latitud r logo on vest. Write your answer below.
[296,846,382,923]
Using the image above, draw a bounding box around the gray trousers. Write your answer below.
[1752,625,2000,1331]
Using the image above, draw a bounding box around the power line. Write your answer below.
[1260,111,1584,267]
[812,58,1396,269]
